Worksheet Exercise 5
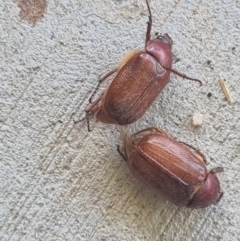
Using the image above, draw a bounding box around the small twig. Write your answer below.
[219,76,232,104]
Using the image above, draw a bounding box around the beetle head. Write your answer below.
[146,33,173,69]
[156,33,173,47]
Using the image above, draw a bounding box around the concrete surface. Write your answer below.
[0,0,240,240]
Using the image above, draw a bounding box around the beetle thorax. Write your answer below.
[146,34,173,69]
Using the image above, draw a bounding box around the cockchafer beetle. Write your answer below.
[76,0,202,131]
[118,127,223,208]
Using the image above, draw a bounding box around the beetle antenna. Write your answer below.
[166,67,202,86]
[145,0,152,49]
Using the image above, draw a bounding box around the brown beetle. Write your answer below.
[76,0,202,130]
[119,127,223,208]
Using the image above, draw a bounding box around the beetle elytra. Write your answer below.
[119,127,223,208]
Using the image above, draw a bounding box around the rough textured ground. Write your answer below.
[0,0,239,240]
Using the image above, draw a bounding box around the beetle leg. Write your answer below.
[117,145,127,161]
[73,115,85,124]
[133,127,156,140]
[210,167,224,174]
[86,115,91,132]
[166,67,202,86]
[153,128,174,138]
[89,69,117,103]
[73,112,92,131]
[75,67,115,129]
[216,190,224,203]
[145,0,152,49]
[131,127,173,145]
[73,94,103,131]
[210,167,224,204]
[134,127,163,137]
[86,94,103,112]
[179,141,208,163]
